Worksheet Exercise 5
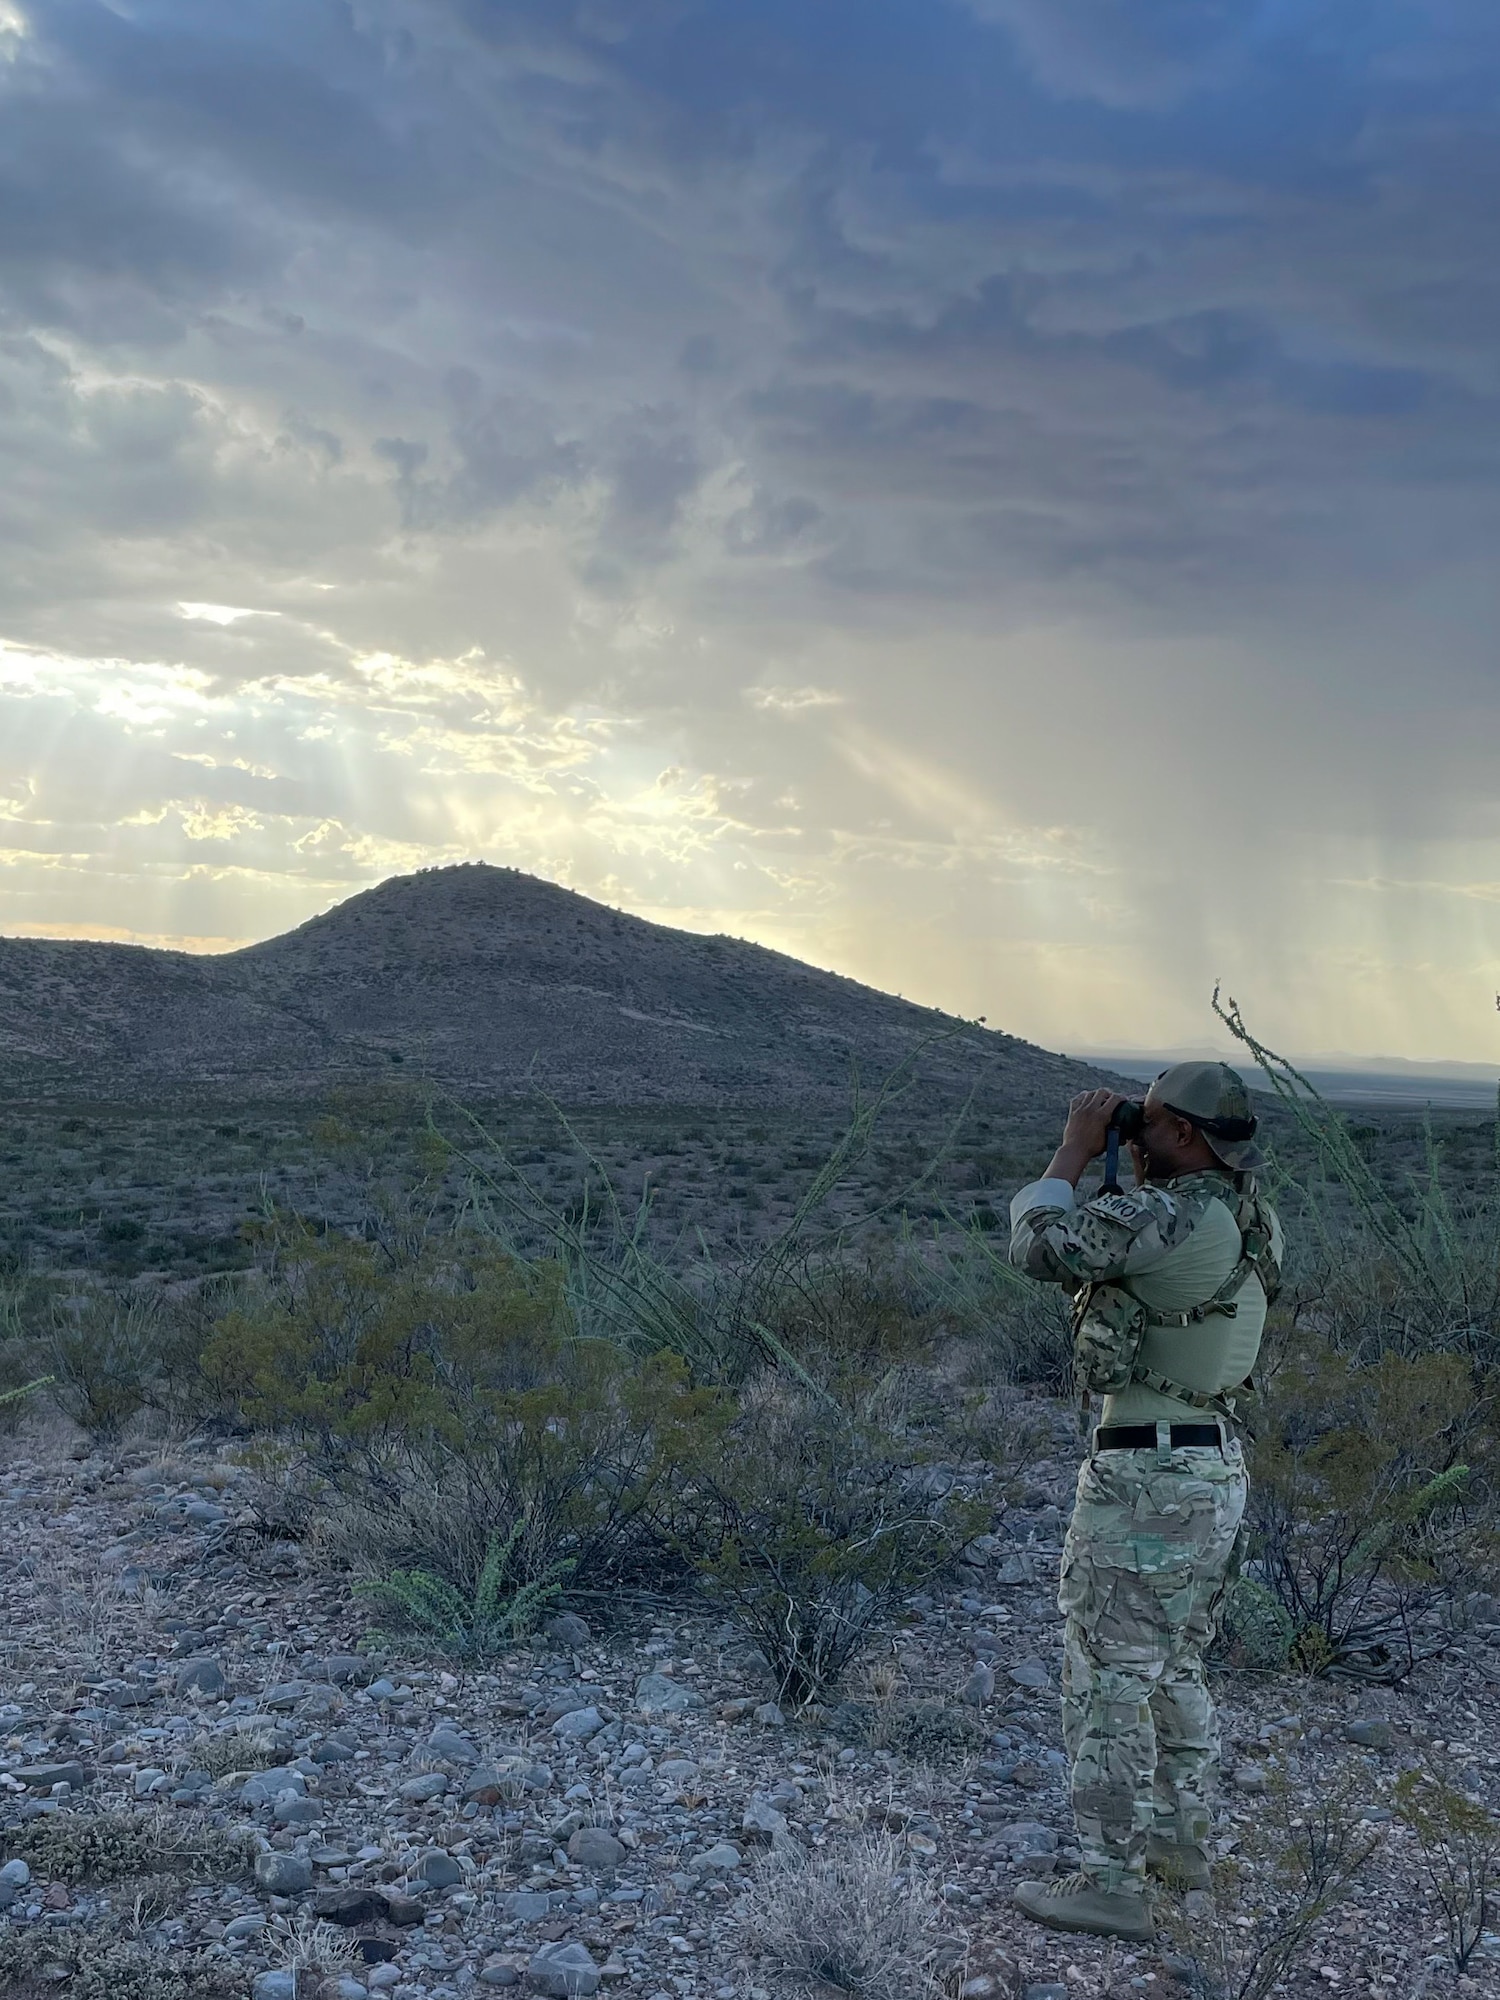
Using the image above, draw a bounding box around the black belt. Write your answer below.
[1095,1422,1223,1452]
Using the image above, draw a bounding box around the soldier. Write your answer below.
[1006,1062,1282,1942]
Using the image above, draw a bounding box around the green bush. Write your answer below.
[356,1518,573,1656]
[8,1811,255,1886]
[1393,1758,1500,1972]
[205,1224,725,1600]
[0,1930,246,2000]
[666,1378,990,1707]
[1245,1341,1495,1679]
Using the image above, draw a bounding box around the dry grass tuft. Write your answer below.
[740,1832,953,2000]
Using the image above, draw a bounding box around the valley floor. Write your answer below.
[2,1415,1497,2000]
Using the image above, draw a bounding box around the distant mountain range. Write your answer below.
[1092,1047,1498,1111]
[0,864,1116,1112]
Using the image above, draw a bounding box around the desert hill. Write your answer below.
[0,864,1111,1108]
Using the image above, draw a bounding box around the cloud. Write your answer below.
[0,0,1497,1057]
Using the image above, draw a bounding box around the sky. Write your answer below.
[2,1,1499,1064]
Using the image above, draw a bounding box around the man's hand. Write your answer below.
[1040,1088,1127,1190]
[1061,1088,1125,1160]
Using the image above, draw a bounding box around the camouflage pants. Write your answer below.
[1057,1438,1246,1894]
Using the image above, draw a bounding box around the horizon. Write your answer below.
[2,5,1499,1064]
[4,857,1495,1079]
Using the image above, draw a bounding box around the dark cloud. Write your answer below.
[0,0,1497,1054]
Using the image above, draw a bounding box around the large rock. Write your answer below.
[528,1942,601,1997]
[567,1827,625,1870]
[255,1851,313,1896]
[552,1706,605,1742]
[175,1658,227,1697]
[634,1673,700,1714]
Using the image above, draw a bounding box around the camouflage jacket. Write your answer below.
[1008,1170,1239,1291]
[1008,1169,1281,1421]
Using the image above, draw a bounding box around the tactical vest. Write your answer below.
[1071,1175,1281,1423]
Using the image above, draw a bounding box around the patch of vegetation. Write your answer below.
[0,1930,245,2000]
[6,1810,256,1887]
[356,1518,573,1655]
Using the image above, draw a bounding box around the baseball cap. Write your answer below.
[1147,1060,1265,1173]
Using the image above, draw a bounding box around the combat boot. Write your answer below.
[1012,1872,1153,1942]
[1145,1834,1211,1891]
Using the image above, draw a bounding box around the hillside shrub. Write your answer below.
[666,1377,991,1707]
[203,1225,725,1599]
[1393,1756,1500,1972]
[1244,1340,1497,1679]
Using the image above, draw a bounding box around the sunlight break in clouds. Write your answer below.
[0,0,1498,1060]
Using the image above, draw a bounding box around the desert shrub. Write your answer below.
[8,1810,256,1886]
[1393,1758,1500,1972]
[0,1930,245,2000]
[205,1225,725,1598]
[666,1378,990,1707]
[741,1832,952,2000]
[1161,1773,1382,2000]
[43,1283,229,1440]
[1245,1340,1496,1679]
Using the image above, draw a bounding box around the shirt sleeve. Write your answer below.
[1008,1179,1194,1288]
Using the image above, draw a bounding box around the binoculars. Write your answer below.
[1109,1100,1146,1142]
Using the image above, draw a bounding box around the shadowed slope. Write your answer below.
[0,864,1109,1107]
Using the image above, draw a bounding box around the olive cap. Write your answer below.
[1148,1059,1265,1172]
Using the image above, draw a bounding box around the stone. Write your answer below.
[314,1981,368,2000]
[253,1977,298,2000]
[134,1767,169,1797]
[365,1678,398,1701]
[996,1555,1035,1586]
[741,1796,789,1842]
[367,1970,401,1993]
[274,1793,322,1827]
[1233,1765,1269,1795]
[1343,1720,1394,1751]
[498,1891,555,1923]
[693,1842,742,1873]
[416,1848,463,1889]
[568,1827,626,1870]
[17,1762,91,1792]
[175,1658,227,1697]
[255,1852,313,1896]
[312,1736,358,1765]
[545,1612,592,1650]
[399,1771,449,1802]
[312,1887,389,1925]
[355,1940,398,1965]
[996,1821,1059,1856]
[528,1941,601,1998]
[0,1860,31,1890]
[241,1768,306,1805]
[318,1655,371,1686]
[263,1682,312,1712]
[1022,1987,1068,2000]
[751,1702,785,1727]
[465,1762,526,1806]
[960,1663,995,1706]
[480,1962,523,1988]
[380,1891,426,1926]
[634,1672,700,1714]
[552,1705,605,1741]
[427,1725,476,1763]
[1007,1660,1050,1690]
[225,1915,266,1939]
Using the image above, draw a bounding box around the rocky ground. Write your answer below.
[2,1415,1498,2000]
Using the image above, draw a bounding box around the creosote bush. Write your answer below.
[204,1223,725,1602]
[1245,1339,1496,1679]
[667,1377,991,1707]
[1393,1758,1500,1972]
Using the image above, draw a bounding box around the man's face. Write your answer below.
[1132,1089,1188,1182]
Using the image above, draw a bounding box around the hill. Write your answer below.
[0,863,1110,1110]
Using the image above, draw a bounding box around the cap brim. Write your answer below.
[1206,1134,1265,1172]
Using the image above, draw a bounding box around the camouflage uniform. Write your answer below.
[1009,1168,1280,1895]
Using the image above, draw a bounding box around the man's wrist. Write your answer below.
[1041,1138,1096,1188]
